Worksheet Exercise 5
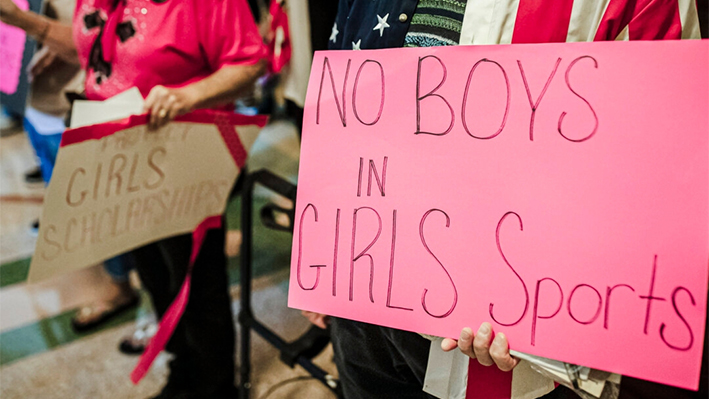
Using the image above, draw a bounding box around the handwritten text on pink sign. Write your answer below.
[288,41,709,390]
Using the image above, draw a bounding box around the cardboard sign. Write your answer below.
[288,40,709,390]
[29,110,266,282]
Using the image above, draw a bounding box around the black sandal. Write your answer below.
[70,294,140,332]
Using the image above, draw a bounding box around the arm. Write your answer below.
[143,0,267,129]
[143,60,266,129]
[0,0,78,64]
[184,60,266,110]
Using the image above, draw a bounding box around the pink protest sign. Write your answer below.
[288,40,709,390]
[0,0,29,95]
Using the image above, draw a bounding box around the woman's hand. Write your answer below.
[0,0,23,26]
[143,85,198,130]
[301,310,330,329]
[441,322,520,372]
[28,46,58,80]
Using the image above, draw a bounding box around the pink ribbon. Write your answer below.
[130,216,222,384]
[100,1,126,64]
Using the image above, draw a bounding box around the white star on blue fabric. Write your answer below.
[352,39,362,50]
[372,13,390,37]
[330,22,339,42]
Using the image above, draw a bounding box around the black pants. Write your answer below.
[133,225,236,397]
[331,318,582,399]
[331,318,436,399]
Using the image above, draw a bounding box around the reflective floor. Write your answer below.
[0,120,338,399]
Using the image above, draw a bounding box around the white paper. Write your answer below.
[423,339,469,399]
[509,360,557,399]
[70,87,145,128]
[24,106,66,135]
[104,87,142,105]
[510,350,619,398]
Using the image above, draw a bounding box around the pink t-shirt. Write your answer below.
[73,0,267,101]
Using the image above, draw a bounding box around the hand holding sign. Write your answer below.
[289,40,709,390]
[143,85,198,130]
[442,323,520,372]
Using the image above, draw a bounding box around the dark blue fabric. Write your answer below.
[329,0,418,50]
[22,117,62,184]
[103,252,136,282]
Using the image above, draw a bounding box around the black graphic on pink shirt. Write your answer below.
[84,10,135,84]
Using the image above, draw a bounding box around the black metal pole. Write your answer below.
[237,169,341,398]
[239,169,254,399]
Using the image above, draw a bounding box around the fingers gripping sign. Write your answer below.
[301,310,330,330]
[441,322,520,372]
[143,85,198,130]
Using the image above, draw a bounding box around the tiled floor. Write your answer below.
[0,120,338,398]
[0,132,44,264]
[0,274,338,399]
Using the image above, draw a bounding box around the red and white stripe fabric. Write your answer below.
[460,0,700,45]
[422,1,702,399]
[267,0,292,74]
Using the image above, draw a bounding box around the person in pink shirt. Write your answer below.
[0,0,266,397]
